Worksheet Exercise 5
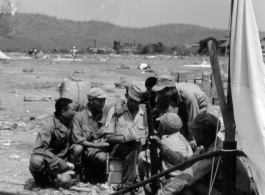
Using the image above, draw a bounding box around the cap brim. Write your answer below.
[152,85,166,92]
[128,90,141,102]
[96,94,108,98]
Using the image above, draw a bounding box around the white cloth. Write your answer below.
[230,0,265,194]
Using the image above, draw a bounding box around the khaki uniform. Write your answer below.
[71,103,115,182]
[104,104,148,186]
[29,115,71,179]
[72,104,113,144]
[162,83,209,140]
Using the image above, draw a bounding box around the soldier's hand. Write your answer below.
[124,131,135,142]
[98,142,110,149]
[115,102,124,115]
[189,139,197,150]
[150,135,163,146]
[66,162,75,170]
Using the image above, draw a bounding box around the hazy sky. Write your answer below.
[12,0,265,31]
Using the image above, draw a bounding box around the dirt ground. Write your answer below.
[0,53,228,194]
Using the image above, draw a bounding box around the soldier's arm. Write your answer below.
[71,115,108,149]
[103,107,128,143]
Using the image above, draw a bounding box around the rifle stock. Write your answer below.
[145,92,159,193]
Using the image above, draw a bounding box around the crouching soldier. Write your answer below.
[104,81,148,190]
[157,113,250,195]
[138,113,193,194]
[70,88,123,183]
[29,98,77,189]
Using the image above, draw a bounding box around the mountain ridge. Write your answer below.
[1,13,265,52]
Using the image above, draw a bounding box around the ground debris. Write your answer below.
[25,180,113,195]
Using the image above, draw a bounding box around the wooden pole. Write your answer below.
[207,39,236,195]
[221,0,237,194]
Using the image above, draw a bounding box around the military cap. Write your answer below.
[128,81,143,102]
[157,113,182,134]
[152,75,175,92]
[87,87,107,99]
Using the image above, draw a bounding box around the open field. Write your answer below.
[0,53,229,194]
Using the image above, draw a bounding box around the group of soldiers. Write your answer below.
[28,75,250,195]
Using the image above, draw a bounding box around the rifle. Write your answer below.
[145,91,159,194]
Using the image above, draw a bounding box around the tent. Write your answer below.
[0,51,11,60]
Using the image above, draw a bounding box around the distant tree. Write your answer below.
[0,0,18,37]
[141,45,151,54]
[59,48,69,54]
[171,46,182,55]
[197,37,218,54]
[153,42,164,53]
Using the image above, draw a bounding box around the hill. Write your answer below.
[1,13,265,52]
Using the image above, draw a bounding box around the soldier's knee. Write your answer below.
[72,144,83,156]
[29,155,45,170]
[55,174,71,189]
[95,153,107,165]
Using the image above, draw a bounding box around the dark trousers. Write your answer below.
[110,141,140,186]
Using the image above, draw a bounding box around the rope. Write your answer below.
[208,108,221,195]
[111,150,246,195]
[208,156,221,195]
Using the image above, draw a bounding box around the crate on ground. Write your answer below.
[195,80,203,89]
[178,80,187,83]
[211,90,218,98]
[224,89,227,97]
[204,90,211,98]
[187,72,195,80]
[211,79,216,90]
[107,158,123,184]
[223,73,229,82]
[178,71,188,81]
[212,98,220,105]
[170,70,179,81]
[91,81,104,88]
[202,72,212,81]
[195,72,203,80]
[223,81,228,89]
[202,81,211,90]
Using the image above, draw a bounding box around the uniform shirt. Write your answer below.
[104,104,148,139]
[161,132,193,176]
[175,83,209,122]
[33,115,71,174]
[71,103,114,144]
[159,137,250,195]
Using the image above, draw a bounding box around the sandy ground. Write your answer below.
[0,54,228,194]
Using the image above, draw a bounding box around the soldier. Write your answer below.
[157,113,250,195]
[29,98,78,189]
[70,46,78,61]
[104,81,148,190]
[138,113,193,179]
[152,75,209,149]
[70,88,123,183]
